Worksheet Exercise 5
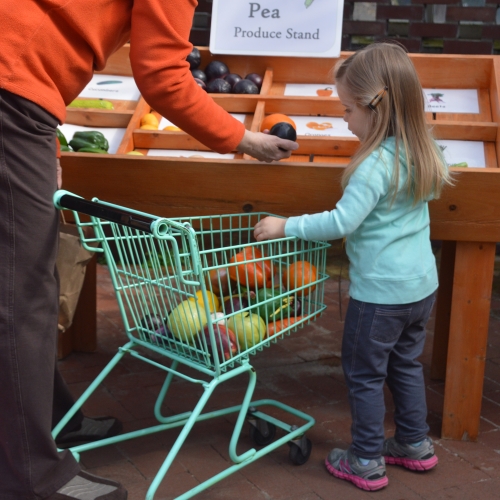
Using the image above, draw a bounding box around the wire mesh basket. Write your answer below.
[53,190,330,499]
[57,192,330,374]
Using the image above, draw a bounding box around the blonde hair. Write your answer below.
[334,42,452,203]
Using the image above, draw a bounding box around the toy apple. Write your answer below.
[227,311,266,349]
[191,290,220,313]
[167,299,208,342]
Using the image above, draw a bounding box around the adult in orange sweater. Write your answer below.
[0,1,298,500]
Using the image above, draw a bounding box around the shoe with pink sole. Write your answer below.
[325,448,388,491]
[383,436,438,471]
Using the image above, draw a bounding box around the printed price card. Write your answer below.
[423,89,479,114]
[290,116,354,137]
[147,150,236,159]
[436,140,485,168]
[210,0,344,57]
[78,74,141,101]
[284,84,338,97]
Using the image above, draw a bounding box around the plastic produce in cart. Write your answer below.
[52,190,330,500]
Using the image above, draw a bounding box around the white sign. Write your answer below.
[147,150,236,159]
[290,116,354,136]
[436,140,485,168]
[210,0,344,58]
[78,74,141,101]
[423,89,479,114]
[284,83,338,97]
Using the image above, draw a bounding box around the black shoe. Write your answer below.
[55,417,123,449]
[47,470,127,499]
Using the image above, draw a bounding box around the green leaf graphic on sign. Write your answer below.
[305,0,314,7]
[96,80,123,85]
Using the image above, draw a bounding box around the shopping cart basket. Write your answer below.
[53,190,330,500]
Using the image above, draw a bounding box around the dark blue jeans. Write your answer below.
[342,293,436,459]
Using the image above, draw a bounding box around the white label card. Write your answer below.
[284,83,338,97]
[436,140,485,168]
[147,150,236,159]
[210,0,344,57]
[423,89,479,114]
[78,74,141,101]
[290,116,354,137]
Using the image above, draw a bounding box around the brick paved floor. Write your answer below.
[58,242,500,499]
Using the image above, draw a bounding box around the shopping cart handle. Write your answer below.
[54,191,156,233]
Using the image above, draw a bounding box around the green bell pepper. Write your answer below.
[69,131,109,152]
[56,128,68,147]
[254,288,283,323]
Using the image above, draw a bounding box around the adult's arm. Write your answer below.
[129,0,297,160]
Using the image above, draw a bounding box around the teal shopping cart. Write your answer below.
[53,190,330,499]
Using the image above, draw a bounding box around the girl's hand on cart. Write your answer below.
[254,216,287,241]
[237,129,298,162]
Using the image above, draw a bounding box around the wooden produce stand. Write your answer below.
[60,44,500,441]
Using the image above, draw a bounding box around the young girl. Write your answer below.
[254,42,451,492]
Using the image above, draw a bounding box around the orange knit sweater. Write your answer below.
[0,0,245,153]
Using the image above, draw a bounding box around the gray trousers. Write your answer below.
[0,89,81,499]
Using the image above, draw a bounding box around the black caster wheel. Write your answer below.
[288,437,312,465]
[249,420,277,446]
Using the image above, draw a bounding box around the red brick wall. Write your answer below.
[189,1,500,54]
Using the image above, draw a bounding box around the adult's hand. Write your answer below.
[236,129,298,162]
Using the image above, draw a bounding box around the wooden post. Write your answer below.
[441,241,496,441]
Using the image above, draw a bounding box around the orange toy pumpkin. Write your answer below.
[316,87,333,97]
[260,113,296,132]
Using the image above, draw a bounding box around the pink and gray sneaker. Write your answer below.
[325,448,388,491]
[383,436,438,471]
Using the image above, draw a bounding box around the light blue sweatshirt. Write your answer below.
[285,137,438,305]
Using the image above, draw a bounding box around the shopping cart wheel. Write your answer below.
[249,420,277,447]
[288,436,312,465]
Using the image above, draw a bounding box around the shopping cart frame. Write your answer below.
[53,190,330,500]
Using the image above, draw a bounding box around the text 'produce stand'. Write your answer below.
[60,44,500,443]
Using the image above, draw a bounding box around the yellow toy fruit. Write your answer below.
[140,113,159,128]
[227,312,266,349]
[167,300,208,342]
[139,124,158,130]
[126,151,144,155]
[191,290,220,313]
